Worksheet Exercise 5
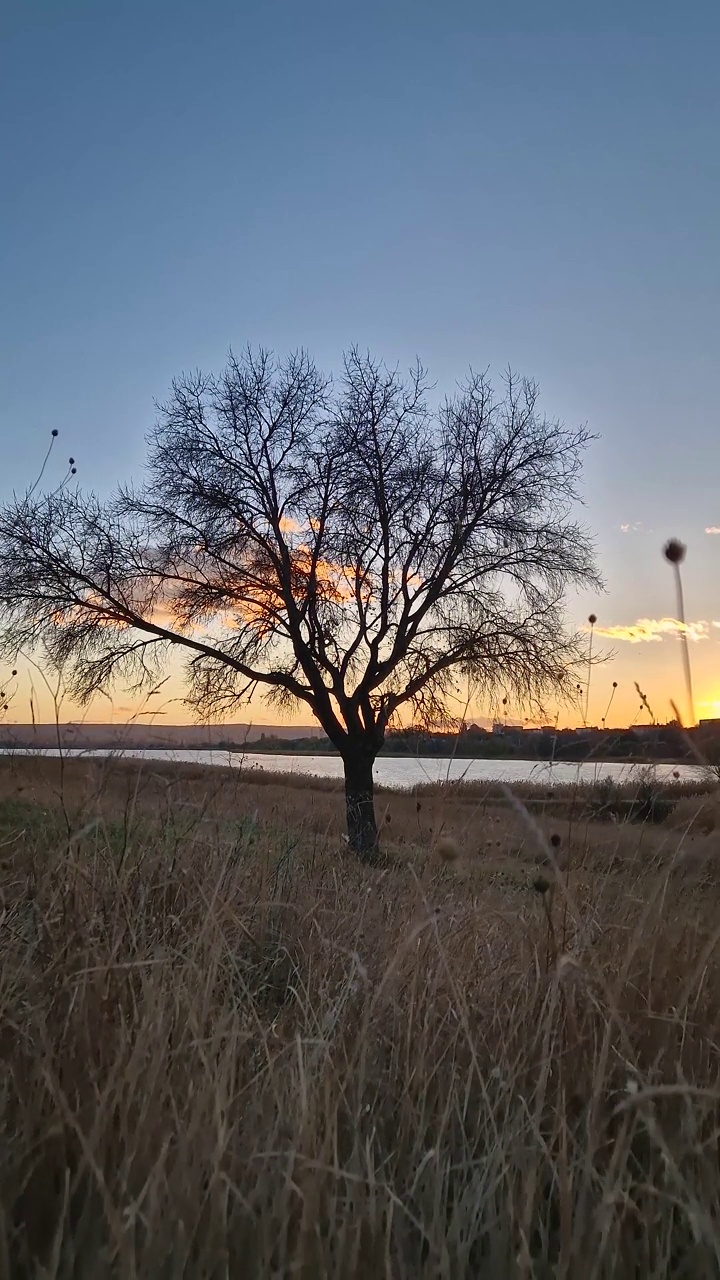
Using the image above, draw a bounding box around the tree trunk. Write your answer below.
[342,746,380,862]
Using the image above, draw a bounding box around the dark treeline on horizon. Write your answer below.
[3,718,717,764]
[246,720,718,763]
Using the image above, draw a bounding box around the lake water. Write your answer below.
[3,748,708,790]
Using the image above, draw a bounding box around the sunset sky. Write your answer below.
[2,1,719,731]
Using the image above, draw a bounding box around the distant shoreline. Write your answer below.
[1,718,715,770]
[0,744,694,769]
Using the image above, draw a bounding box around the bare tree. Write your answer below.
[0,349,598,859]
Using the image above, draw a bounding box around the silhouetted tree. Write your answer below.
[0,349,598,859]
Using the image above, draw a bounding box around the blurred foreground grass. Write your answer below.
[1,755,720,1277]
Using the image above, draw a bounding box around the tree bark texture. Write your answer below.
[343,747,379,862]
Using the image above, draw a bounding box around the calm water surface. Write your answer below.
[6,749,707,789]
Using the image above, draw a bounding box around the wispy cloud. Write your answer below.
[619,521,643,534]
[705,526,720,535]
[592,617,713,644]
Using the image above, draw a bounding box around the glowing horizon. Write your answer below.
[5,636,718,732]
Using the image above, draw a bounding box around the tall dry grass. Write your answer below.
[1,756,720,1277]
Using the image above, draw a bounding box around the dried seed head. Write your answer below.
[588,613,597,625]
[416,800,422,813]
[51,429,58,437]
[550,833,562,848]
[533,875,551,895]
[436,835,461,863]
[385,811,391,823]
[663,538,686,565]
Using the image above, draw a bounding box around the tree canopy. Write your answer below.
[0,348,599,855]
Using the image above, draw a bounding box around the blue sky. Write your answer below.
[1,1,719,726]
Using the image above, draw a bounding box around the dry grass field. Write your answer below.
[1,754,720,1277]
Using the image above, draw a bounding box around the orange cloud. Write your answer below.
[705,527,720,535]
[592,617,712,644]
[50,545,387,642]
